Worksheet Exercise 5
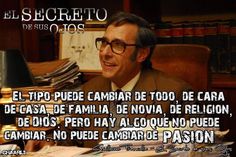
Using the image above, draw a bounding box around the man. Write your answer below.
[25,12,190,151]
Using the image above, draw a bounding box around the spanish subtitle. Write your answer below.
[2,90,232,143]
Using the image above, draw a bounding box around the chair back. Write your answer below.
[151,44,211,90]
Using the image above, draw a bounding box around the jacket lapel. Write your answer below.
[134,69,157,92]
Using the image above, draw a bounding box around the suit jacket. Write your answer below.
[58,69,191,147]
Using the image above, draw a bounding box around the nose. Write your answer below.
[100,44,113,57]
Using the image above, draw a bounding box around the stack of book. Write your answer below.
[28,58,81,90]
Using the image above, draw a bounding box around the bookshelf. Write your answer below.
[160,0,236,20]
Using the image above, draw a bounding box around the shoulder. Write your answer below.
[144,69,192,92]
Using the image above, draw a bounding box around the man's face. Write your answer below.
[99,23,141,87]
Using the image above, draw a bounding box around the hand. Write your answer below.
[25,140,55,152]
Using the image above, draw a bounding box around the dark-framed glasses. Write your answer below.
[95,37,140,54]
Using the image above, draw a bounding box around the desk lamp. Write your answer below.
[0,49,35,141]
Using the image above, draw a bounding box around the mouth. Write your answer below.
[102,61,116,69]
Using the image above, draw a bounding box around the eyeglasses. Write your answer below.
[95,37,140,54]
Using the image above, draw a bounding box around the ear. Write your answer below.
[136,48,150,63]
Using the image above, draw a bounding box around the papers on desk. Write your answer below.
[99,125,186,157]
[28,59,82,90]
[99,122,232,157]
[103,151,170,157]
[0,144,19,157]
[24,146,91,157]
[22,122,233,157]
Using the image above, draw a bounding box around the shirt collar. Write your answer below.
[111,71,141,92]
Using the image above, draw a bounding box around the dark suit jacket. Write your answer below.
[58,69,191,147]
